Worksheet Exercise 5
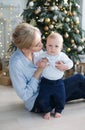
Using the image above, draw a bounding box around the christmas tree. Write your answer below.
[22,0,85,62]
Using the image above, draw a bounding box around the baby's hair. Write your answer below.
[47,32,63,45]
[12,23,41,49]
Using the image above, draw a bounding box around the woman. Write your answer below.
[9,23,85,114]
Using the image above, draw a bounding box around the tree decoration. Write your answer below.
[21,0,85,62]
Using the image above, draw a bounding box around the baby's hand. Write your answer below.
[55,61,68,71]
[42,58,49,63]
[36,58,49,68]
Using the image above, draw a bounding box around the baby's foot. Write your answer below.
[54,112,61,118]
[43,112,50,120]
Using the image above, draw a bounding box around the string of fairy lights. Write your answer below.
[0,2,22,60]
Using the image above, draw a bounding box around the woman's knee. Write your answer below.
[73,73,84,80]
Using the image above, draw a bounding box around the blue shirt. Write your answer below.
[9,49,40,111]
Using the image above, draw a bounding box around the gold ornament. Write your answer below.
[64,33,69,38]
[67,48,71,52]
[52,21,55,25]
[72,11,76,16]
[74,17,80,25]
[50,31,54,34]
[81,38,85,42]
[44,26,49,31]
[45,18,50,23]
[64,10,67,14]
[75,29,79,34]
[68,12,72,16]
[74,20,79,25]
[70,39,75,44]
[48,6,54,11]
[45,32,48,35]
[35,10,39,14]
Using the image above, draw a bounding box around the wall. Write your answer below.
[0,0,27,59]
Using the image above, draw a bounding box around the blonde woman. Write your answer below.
[9,23,85,119]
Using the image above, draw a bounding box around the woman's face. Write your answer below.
[30,32,43,52]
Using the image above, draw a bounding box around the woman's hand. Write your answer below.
[55,61,68,71]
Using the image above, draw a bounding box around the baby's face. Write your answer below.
[46,38,62,56]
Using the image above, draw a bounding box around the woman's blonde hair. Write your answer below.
[12,23,41,49]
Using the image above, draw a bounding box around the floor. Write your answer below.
[0,85,85,130]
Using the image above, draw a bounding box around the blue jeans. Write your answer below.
[31,74,85,113]
[64,74,85,101]
[37,78,66,113]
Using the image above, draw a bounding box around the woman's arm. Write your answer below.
[9,57,48,102]
[9,64,39,101]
